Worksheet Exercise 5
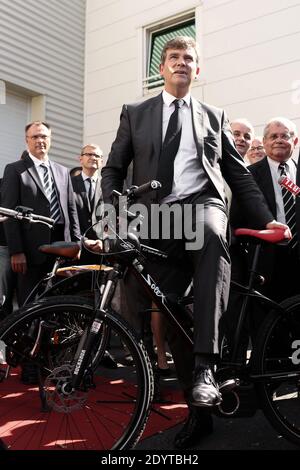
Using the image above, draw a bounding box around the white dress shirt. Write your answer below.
[161,90,207,203]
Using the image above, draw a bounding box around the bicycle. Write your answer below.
[0,184,300,450]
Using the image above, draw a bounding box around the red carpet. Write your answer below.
[0,367,187,450]
[143,388,188,440]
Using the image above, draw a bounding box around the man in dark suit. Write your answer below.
[101,36,286,448]
[238,117,299,302]
[1,121,81,306]
[71,144,103,264]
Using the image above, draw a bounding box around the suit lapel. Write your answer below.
[94,177,102,208]
[23,153,46,197]
[49,162,62,201]
[255,159,277,217]
[191,98,204,159]
[151,94,163,169]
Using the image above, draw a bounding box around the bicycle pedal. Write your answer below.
[219,378,240,393]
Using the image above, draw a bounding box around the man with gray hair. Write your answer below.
[233,116,299,305]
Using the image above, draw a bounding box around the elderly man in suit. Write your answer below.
[101,36,286,448]
[71,144,103,264]
[245,117,299,300]
[227,117,299,359]
[1,121,81,306]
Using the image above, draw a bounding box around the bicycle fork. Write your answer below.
[70,266,120,391]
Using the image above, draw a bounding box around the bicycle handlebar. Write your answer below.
[0,206,54,227]
[128,180,162,198]
[112,180,162,202]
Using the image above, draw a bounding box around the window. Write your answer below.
[143,15,196,92]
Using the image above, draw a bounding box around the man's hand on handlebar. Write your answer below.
[11,253,27,274]
[83,239,103,253]
[266,220,292,238]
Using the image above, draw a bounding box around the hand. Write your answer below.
[83,239,103,253]
[11,253,27,274]
[266,220,292,239]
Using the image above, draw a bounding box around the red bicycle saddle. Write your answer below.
[234,227,291,243]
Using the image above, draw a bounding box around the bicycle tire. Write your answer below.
[0,295,154,450]
[252,295,300,446]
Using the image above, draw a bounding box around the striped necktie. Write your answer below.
[157,99,183,200]
[41,164,61,223]
[279,162,297,249]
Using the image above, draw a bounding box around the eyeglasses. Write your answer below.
[266,133,294,142]
[81,153,103,159]
[249,146,264,151]
[27,134,50,141]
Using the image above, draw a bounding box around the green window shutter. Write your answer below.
[147,21,195,89]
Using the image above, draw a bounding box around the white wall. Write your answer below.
[85,0,300,159]
[0,0,86,169]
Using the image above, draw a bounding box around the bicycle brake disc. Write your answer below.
[44,364,88,412]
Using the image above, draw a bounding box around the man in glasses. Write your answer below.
[1,121,81,384]
[246,137,266,165]
[1,121,81,306]
[230,117,300,336]
[71,144,104,263]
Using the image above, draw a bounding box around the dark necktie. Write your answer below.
[86,177,94,212]
[157,99,182,200]
[41,164,61,223]
[279,162,297,249]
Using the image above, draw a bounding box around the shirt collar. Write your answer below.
[162,89,191,107]
[267,156,293,172]
[28,152,49,167]
[81,170,98,182]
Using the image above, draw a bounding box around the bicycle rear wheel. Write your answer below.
[252,295,300,446]
[0,296,153,450]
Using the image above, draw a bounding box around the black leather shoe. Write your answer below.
[174,408,213,449]
[191,367,222,407]
[99,350,118,369]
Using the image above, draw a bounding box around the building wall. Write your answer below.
[0,0,86,170]
[85,0,300,159]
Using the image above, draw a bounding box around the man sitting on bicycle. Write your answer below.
[98,36,288,449]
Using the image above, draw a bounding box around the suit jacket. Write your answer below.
[101,93,273,228]
[1,152,81,265]
[71,173,102,239]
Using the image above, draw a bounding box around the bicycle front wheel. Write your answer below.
[252,295,300,446]
[0,296,153,450]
